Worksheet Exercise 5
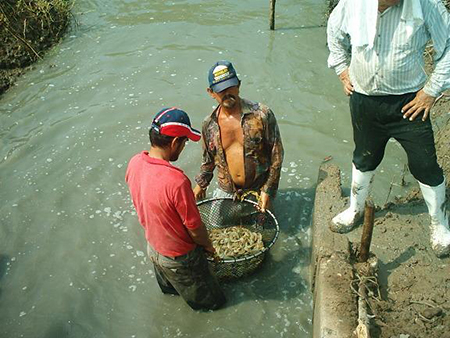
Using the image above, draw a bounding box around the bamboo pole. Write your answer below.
[269,0,276,30]
[359,199,374,263]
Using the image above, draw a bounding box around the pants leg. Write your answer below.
[149,245,226,311]
[147,244,179,295]
[388,114,443,186]
[350,92,390,172]
[350,91,444,186]
[152,262,179,295]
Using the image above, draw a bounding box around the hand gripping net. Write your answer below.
[196,197,280,280]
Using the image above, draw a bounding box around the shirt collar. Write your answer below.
[210,97,254,122]
[379,1,401,16]
[140,151,183,173]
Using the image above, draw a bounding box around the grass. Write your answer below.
[0,0,73,68]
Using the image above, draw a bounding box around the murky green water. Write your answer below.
[0,0,412,337]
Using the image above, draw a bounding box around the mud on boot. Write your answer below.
[329,164,374,234]
[419,179,450,258]
[330,209,364,233]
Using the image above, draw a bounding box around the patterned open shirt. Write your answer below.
[195,98,284,197]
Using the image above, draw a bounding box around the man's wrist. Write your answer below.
[422,85,439,99]
[335,63,349,76]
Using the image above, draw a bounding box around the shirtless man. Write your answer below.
[194,60,284,212]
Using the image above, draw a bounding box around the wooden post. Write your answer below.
[270,0,276,30]
[359,199,375,263]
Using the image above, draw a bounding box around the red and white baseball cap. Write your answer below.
[151,107,201,142]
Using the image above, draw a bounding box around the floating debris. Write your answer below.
[323,155,333,163]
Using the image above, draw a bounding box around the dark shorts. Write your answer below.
[349,91,443,186]
[147,245,226,311]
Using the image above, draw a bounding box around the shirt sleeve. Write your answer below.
[327,0,351,75]
[422,0,450,97]
[194,120,216,189]
[261,109,284,197]
[173,178,203,230]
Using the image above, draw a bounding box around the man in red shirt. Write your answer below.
[126,107,225,311]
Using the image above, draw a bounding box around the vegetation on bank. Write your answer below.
[0,0,73,94]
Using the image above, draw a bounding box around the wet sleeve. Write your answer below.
[261,109,284,197]
[327,0,351,75]
[174,178,203,230]
[194,121,216,189]
[423,0,450,97]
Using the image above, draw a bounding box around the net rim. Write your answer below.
[196,197,280,263]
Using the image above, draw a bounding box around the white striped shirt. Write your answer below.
[327,0,450,97]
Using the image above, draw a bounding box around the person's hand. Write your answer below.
[339,68,354,96]
[258,191,270,213]
[193,184,206,201]
[205,246,221,263]
[401,89,436,121]
[204,244,215,255]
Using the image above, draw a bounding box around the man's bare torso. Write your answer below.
[218,109,245,188]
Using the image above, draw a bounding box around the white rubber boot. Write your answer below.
[330,164,375,233]
[418,179,450,258]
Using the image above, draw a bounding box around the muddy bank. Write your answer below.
[313,159,450,338]
[0,0,72,95]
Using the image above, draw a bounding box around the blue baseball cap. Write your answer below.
[151,107,201,142]
[208,60,240,93]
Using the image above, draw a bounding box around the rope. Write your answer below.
[238,190,261,203]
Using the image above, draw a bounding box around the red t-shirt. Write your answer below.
[125,151,202,257]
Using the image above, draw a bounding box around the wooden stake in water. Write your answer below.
[359,199,374,263]
[270,0,276,30]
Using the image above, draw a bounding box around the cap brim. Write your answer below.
[160,124,201,142]
[186,128,201,142]
[211,77,239,93]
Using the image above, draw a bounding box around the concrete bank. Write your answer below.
[310,163,357,338]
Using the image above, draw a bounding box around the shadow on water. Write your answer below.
[273,187,315,236]
[0,254,10,300]
[44,321,92,338]
[222,187,315,306]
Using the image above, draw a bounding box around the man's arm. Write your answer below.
[174,179,214,253]
[327,0,351,77]
[260,109,284,211]
[194,121,216,200]
[402,0,450,121]
[187,225,215,254]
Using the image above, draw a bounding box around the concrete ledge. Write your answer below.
[311,163,357,338]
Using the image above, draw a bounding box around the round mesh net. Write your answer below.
[197,197,279,280]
